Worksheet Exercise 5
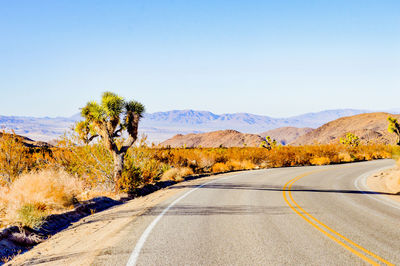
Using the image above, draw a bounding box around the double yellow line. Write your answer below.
[282,170,394,266]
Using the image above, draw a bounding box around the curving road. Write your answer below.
[11,160,400,265]
[103,159,400,265]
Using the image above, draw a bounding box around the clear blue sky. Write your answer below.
[0,0,399,117]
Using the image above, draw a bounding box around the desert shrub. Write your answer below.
[125,140,168,184]
[310,157,331,165]
[160,167,194,182]
[340,133,360,148]
[197,156,215,170]
[0,131,53,186]
[388,116,400,145]
[392,146,400,161]
[1,169,83,227]
[52,136,114,189]
[211,162,233,173]
[260,136,278,150]
[17,203,47,229]
[338,152,352,162]
[153,145,393,171]
[228,160,256,170]
[0,187,7,227]
[178,167,194,179]
[0,131,33,185]
[52,135,169,192]
[118,165,142,193]
[160,168,180,181]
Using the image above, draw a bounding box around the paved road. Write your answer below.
[14,160,398,265]
[85,159,399,266]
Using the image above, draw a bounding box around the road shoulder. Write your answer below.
[7,171,238,266]
[367,166,400,204]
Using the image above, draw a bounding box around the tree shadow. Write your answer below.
[147,204,291,216]
[169,182,399,196]
[81,205,293,225]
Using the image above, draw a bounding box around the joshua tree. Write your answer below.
[75,92,145,191]
[388,116,400,145]
[260,136,277,150]
[340,132,360,148]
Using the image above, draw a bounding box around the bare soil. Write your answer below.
[367,166,400,203]
[260,127,313,145]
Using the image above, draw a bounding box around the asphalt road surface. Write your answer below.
[12,160,400,265]
[95,159,399,265]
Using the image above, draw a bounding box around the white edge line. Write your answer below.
[354,165,400,211]
[126,174,240,266]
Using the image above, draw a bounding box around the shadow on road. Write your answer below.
[147,204,291,216]
[81,182,398,223]
[79,205,294,225]
[169,182,399,196]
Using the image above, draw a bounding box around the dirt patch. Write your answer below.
[367,167,400,203]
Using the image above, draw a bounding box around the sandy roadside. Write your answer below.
[367,165,400,204]
[7,171,241,266]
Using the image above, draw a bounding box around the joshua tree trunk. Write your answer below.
[113,152,125,191]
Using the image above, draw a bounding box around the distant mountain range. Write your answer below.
[157,112,400,147]
[292,112,400,146]
[1,109,399,143]
[160,130,265,148]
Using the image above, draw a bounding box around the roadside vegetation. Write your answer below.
[388,116,400,145]
[0,132,396,228]
[1,98,399,230]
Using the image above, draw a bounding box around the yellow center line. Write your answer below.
[283,169,394,266]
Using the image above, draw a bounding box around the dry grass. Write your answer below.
[0,169,83,228]
[160,167,194,182]
[152,144,393,170]
[211,162,233,173]
[229,160,256,170]
[310,157,331,165]
[0,137,396,229]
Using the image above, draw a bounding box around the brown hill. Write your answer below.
[291,112,400,145]
[260,127,314,145]
[159,130,264,148]
[0,132,51,148]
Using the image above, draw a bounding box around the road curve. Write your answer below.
[11,160,400,265]
[98,159,400,265]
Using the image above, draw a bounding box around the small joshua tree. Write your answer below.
[340,133,360,148]
[75,92,145,191]
[260,136,277,150]
[388,116,400,145]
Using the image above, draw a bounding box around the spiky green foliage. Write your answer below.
[101,92,124,118]
[75,92,145,191]
[75,121,97,144]
[125,100,145,117]
[81,101,105,123]
[340,133,360,147]
[387,116,400,145]
[260,136,277,150]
